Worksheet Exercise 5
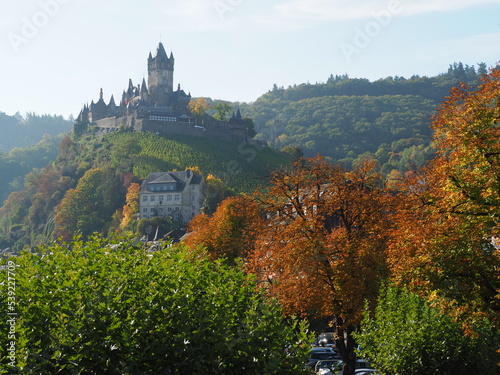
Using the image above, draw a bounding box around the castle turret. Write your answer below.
[140,78,149,101]
[148,42,174,104]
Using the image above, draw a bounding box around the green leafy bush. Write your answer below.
[0,236,311,374]
[355,286,500,375]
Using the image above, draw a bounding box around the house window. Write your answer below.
[174,195,180,201]
[142,196,148,202]
[174,213,179,221]
[142,208,147,213]
[159,195,164,202]
[167,207,172,212]
[191,195,195,201]
[167,195,172,201]
[150,195,156,202]
[175,207,179,211]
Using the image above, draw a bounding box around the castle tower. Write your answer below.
[148,42,174,102]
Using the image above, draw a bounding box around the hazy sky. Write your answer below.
[1,0,499,118]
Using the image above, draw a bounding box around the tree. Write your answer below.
[187,98,209,124]
[120,182,141,229]
[185,196,263,264]
[54,168,125,240]
[355,286,499,375]
[0,235,312,374]
[212,102,233,121]
[248,157,391,375]
[387,68,500,356]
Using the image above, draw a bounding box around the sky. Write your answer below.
[1,0,499,119]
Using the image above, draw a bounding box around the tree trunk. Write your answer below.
[334,316,357,375]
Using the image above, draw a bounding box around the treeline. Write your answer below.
[0,112,72,152]
[238,62,488,172]
[0,130,289,251]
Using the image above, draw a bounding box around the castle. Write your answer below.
[74,42,248,142]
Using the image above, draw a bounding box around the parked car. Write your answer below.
[314,359,341,375]
[319,359,375,375]
[305,347,338,369]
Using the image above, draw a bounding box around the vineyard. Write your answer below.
[107,131,290,193]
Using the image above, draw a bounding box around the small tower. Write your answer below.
[148,42,174,98]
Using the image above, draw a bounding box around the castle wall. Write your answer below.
[93,115,247,143]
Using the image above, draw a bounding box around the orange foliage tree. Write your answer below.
[387,68,500,334]
[247,156,391,373]
[185,195,262,264]
[120,182,141,229]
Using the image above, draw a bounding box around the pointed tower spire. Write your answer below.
[141,78,148,93]
[236,108,242,119]
[156,42,168,60]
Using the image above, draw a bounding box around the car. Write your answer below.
[314,359,341,375]
[319,359,376,375]
[305,347,338,369]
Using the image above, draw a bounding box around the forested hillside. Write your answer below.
[0,112,71,151]
[0,130,289,251]
[239,62,486,171]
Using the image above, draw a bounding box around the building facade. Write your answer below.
[139,170,205,226]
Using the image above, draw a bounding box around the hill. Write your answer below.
[0,130,290,251]
[238,62,486,172]
[0,112,72,152]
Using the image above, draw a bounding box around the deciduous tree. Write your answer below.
[387,67,500,347]
[186,196,262,264]
[248,156,391,374]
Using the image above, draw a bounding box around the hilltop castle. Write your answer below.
[74,42,248,142]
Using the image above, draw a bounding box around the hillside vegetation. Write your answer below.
[239,62,486,171]
[0,130,290,251]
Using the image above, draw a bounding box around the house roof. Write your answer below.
[141,170,203,193]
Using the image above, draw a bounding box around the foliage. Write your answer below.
[54,168,125,241]
[187,98,209,124]
[0,135,63,205]
[387,68,500,333]
[120,182,141,229]
[241,63,485,171]
[0,112,71,152]
[0,235,312,374]
[247,156,391,372]
[355,286,500,375]
[212,102,233,121]
[186,196,263,264]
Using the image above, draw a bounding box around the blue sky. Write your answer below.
[1,0,499,119]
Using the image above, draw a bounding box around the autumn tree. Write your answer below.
[387,68,500,358]
[186,195,262,264]
[187,98,209,125]
[247,156,391,375]
[120,182,141,229]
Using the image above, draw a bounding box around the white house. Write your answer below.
[139,170,205,226]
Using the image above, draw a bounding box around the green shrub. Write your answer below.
[0,235,311,374]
